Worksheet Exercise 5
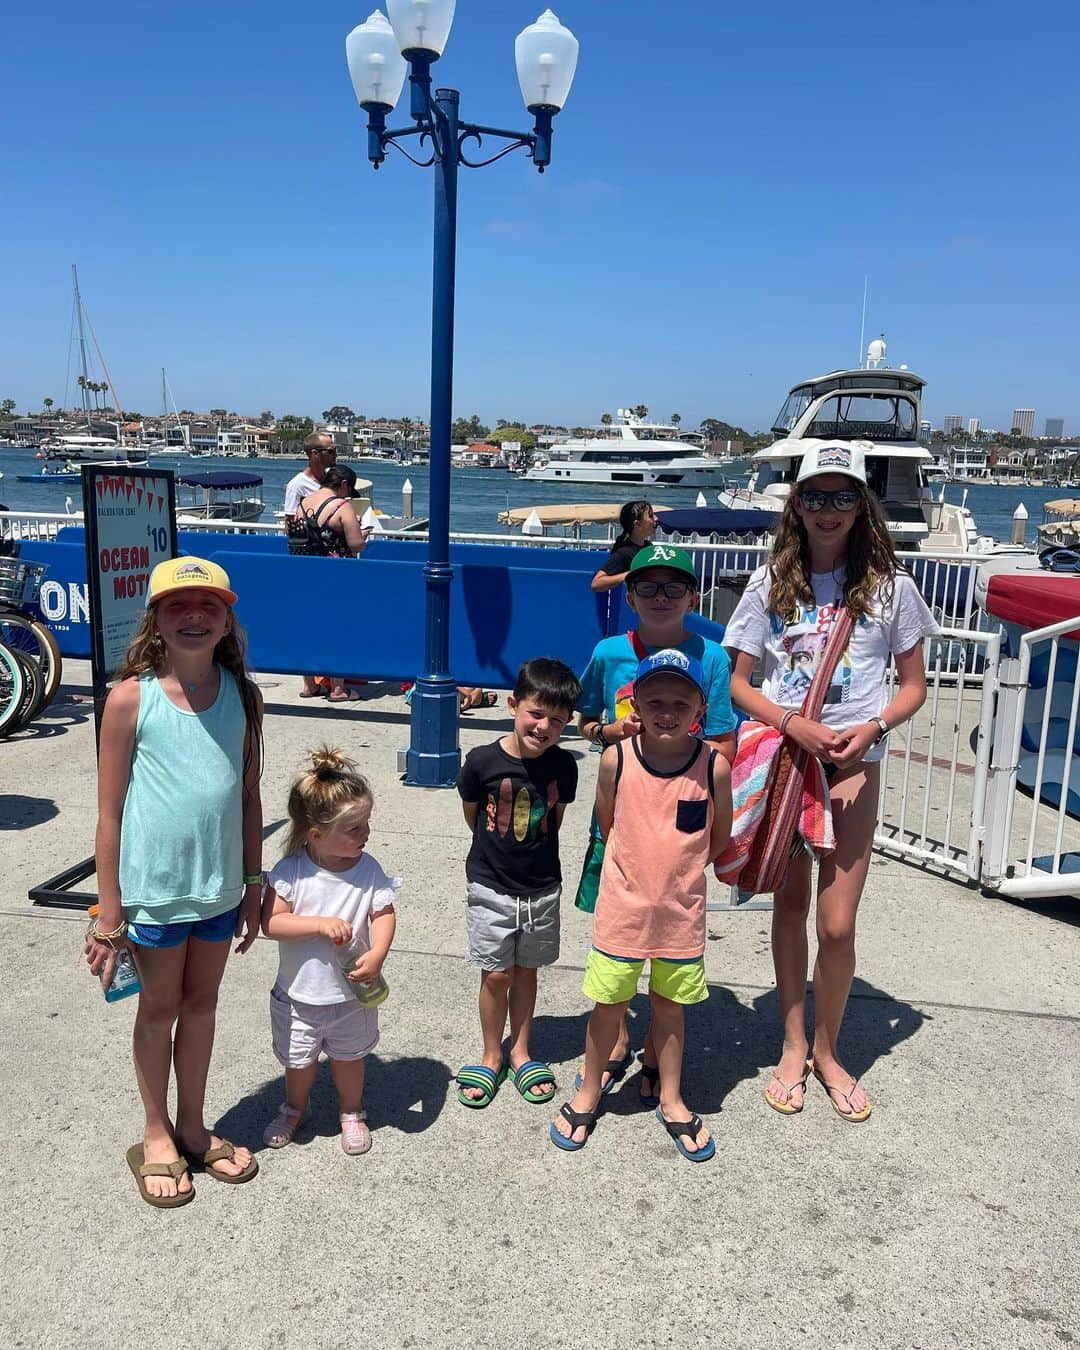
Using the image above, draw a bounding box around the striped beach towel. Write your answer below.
[714,604,854,894]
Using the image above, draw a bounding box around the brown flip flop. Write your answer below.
[184,1138,259,1184]
[812,1066,873,1122]
[764,1059,814,1115]
[126,1143,195,1208]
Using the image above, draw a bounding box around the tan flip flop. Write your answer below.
[126,1143,195,1208]
[764,1059,814,1115]
[813,1066,873,1122]
[183,1138,259,1184]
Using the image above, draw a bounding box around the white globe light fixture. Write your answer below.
[515,9,579,113]
[386,0,456,59]
[346,11,408,110]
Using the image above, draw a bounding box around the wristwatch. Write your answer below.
[872,717,890,744]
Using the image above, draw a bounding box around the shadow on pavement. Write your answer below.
[222,1052,452,1153]
[532,976,927,1117]
[0,793,60,830]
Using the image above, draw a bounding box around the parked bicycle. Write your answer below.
[0,552,62,736]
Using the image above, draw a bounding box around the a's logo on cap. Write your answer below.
[650,545,676,561]
[174,562,211,582]
[817,445,851,468]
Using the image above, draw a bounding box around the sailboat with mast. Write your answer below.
[40,265,131,461]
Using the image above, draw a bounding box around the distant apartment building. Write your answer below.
[943,415,963,435]
[217,427,244,454]
[239,424,272,455]
[949,443,990,478]
[967,417,980,437]
[1045,417,1065,439]
[1012,408,1036,438]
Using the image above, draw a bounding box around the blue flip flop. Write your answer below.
[455,1063,507,1109]
[549,1101,601,1151]
[654,1106,716,1163]
[573,1048,634,1096]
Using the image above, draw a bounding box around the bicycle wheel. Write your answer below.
[0,640,26,736]
[0,611,61,711]
[9,644,44,732]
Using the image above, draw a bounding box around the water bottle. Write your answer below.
[88,905,141,1003]
[334,933,389,1007]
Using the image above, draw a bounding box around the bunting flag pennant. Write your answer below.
[96,478,105,496]
[135,489,143,506]
[157,496,165,513]
[125,480,133,499]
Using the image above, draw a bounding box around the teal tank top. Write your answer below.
[119,669,246,925]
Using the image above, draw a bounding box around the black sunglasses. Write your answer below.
[631,579,692,599]
[798,488,861,512]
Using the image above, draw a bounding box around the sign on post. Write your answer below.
[82,464,177,723]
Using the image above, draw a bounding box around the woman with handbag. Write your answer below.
[723,444,938,1121]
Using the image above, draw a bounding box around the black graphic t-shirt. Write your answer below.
[457,740,578,895]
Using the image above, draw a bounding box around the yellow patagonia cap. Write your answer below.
[146,556,238,608]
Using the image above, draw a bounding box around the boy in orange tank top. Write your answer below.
[551,650,732,1161]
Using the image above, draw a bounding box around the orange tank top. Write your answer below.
[593,738,716,961]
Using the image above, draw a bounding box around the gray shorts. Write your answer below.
[464,881,561,971]
[270,985,379,1068]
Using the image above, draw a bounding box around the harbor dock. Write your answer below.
[4,662,1078,1349]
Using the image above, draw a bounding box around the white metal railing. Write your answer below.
[981,614,1080,897]
[874,627,1000,881]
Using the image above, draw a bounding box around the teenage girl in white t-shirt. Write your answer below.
[724,444,938,1122]
[261,747,399,1155]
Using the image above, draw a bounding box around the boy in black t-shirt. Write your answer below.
[455,658,582,1109]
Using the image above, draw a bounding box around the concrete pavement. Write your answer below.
[2,662,1078,1350]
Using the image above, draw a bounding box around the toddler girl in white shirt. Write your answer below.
[262,746,399,1156]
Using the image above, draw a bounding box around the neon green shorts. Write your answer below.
[582,947,708,1006]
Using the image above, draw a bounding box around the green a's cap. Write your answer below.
[626,543,699,586]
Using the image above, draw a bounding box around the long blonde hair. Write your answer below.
[767,483,899,623]
[284,746,372,857]
[118,604,263,781]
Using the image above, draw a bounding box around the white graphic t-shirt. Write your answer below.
[724,566,939,763]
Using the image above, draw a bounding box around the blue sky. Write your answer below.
[4,1,1078,433]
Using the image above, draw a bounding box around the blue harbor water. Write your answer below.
[0,446,1066,544]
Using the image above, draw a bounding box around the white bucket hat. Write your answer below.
[795,440,868,486]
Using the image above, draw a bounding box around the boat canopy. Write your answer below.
[178,471,263,489]
[657,508,780,536]
[498,503,671,527]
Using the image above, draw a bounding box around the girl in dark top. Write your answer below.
[590,501,658,593]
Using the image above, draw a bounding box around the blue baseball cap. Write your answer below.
[634,648,707,702]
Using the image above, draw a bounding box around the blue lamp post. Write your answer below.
[346,4,580,787]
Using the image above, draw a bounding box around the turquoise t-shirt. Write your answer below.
[119,670,246,925]
[578,632,736,737]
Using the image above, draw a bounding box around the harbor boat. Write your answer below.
[1037,498,1080,550]
[524,411,731,489]
[498,501,672,540]
[717,341,987,553]
[175,470,265,524]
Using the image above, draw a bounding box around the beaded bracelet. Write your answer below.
[779,710,798,736]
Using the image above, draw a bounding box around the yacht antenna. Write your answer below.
[858,276,868,368]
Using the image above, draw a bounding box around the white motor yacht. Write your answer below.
[525,411,731,489]
[718,343,987,552]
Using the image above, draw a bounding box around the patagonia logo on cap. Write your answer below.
[816,445,852,468]
[173,561,212,583]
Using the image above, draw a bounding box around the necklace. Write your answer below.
[183,671,214,693]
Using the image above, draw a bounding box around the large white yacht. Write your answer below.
[525,411,730,489]
[718,342,987,552]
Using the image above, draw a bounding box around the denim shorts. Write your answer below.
[127,905,240,949]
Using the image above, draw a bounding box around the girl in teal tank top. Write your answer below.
[84,556,264,1206]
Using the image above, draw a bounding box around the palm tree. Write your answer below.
[671,412,681,428]
[600,412,613,426]
[633,403,649,420]
[43,397,54,418]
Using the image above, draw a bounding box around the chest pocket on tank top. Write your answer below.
[676,799,708,833]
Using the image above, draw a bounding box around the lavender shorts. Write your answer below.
[270,985,380,1068]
